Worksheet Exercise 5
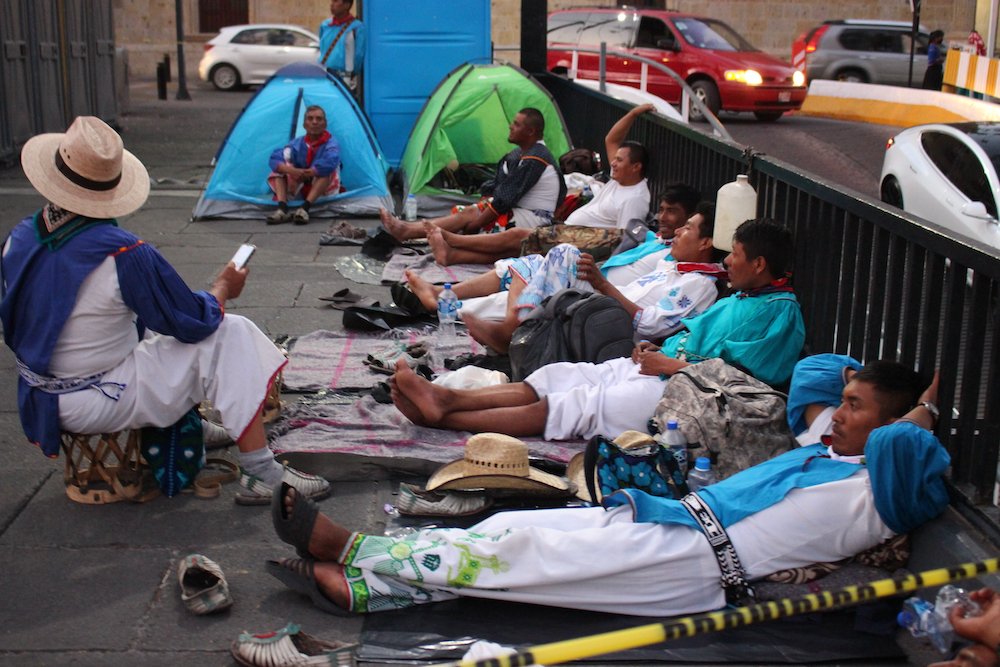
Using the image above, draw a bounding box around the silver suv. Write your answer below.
[797,20,930,86]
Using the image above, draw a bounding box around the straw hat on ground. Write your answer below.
[566,430,656,503]
[425,433,573,497]
[21,116,150,219]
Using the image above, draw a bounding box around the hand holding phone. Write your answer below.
[231,243,256,270]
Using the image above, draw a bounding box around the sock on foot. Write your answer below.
[302,200,312,212]
[237,447,283,486]
[278,202,289,213]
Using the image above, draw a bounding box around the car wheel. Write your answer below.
[754,111,784,122]
[688,80,720,123]
[211,64,241,91]
[880,176,904,209]
[835,68,868,84]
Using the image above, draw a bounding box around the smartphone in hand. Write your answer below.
[231,243,256,269]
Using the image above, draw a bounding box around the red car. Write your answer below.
[547,8,807,122]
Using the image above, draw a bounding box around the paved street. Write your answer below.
[0,80,387,665]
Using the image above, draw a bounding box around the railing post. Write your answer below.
[599,41,606,93]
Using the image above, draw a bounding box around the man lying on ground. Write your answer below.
[380,108,564,244]
[422,105,653,266]
[391,218,803,440]
[267,358,948,616]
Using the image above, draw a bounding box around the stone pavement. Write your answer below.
[0,79,390,665]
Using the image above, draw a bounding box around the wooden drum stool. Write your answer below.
[60,430,158,504]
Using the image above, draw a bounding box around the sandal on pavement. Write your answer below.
[231,622,356,667]
[266,558,350,616]
[271,482,320,558]
[179,553,233,615]
[395,482,493,518]
[235,466,332,506]
[191,457,240,500]
[390,282,428,316]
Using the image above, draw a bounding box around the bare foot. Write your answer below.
[390,377,427,426]
[462,311,513,353]
[393,358,449,424]
[380,208,421,242]
[427,227,455,266]
[403,269,441,312]
[283,486,354,562]
[312,561,351,610]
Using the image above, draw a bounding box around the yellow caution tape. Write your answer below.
[432,557,1000,667]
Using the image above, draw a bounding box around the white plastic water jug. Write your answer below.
[714,174,757,252]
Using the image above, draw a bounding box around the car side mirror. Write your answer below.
[656,38,679,52]
[961,201,997,222]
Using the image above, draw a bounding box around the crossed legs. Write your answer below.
[390,360,548,435]
[427,226,532,266]
[380,206,482,241]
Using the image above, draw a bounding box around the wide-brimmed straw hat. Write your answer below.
[566,430,656,503]
[425,433,573,497]
[21,116,150,219]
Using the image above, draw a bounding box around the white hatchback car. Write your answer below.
[880,123,1000,249]
[198,24,320,91]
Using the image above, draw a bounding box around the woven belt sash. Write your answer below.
[680,492,756,606]
[17,358,126,400]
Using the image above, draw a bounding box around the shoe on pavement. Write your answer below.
[292,208,310,225]
[201,419,233,450]
[234,466,331,506]
[178,553,233,615]
[267,209,291,225]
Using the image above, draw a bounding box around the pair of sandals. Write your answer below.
[267,483,351,616]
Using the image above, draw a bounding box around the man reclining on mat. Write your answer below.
[402,202,725,353]
[266,357,947,617]
[390,218,803,441]
[407,105,654,267]
[379,108,564,247]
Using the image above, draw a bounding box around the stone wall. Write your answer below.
[116,0,977,80]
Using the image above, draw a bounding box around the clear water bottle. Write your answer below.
[687,457,717,492]
[437,283,460,339]
[935,584,982,620]
[659,419,688,475]
[404,193,418,221]
[897,597,954,654]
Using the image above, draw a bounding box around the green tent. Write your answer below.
[400,62,573,216]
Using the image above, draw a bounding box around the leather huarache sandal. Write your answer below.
[179,553,233,615]
[230,622,356,667]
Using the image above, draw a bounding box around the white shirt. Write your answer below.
[565,179,651,229]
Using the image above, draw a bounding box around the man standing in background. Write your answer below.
[319,0,365,98]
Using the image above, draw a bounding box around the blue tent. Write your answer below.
[193,63,391,220]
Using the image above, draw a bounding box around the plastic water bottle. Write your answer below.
[935,584,982,620]
[714,174,757,252]
[404,194,418,221]
[897,597,954,654]
[659,419,688,475]
[686,457,717,492]
[437,283,460,339]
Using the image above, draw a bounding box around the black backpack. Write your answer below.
[508,289,635,381]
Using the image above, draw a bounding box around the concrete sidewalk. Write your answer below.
[0,79,389,665]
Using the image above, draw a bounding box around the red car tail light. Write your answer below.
[805,25,829,53]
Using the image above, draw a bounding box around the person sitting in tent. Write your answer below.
[379,108,565,249]
[402,202,724,353]
[2,116,332,506]
[391,218,803,441]
[266,359,948,617]
[420,105,653,266]
[266,105,341,226]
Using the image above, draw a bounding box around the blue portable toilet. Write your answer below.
[363,0,491,167]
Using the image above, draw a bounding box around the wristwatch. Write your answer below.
[920,401,940,423]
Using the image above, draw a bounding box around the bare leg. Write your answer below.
[403,269,442,312]
[305,175,331,204]
[462,312,514,353]
[392,359,538,423]
[272,179,288,205]
[428,227,498,266]
[381,207,480,241]
[283,486,354,563]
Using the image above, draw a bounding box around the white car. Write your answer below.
[880,123,1000,249]
[198,24,320,91]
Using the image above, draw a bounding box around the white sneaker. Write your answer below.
[234,466,331,506]
[201,419,233,450]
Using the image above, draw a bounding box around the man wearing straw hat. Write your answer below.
[266,360,948,616]
[0,116,330,505]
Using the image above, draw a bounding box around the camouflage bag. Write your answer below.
[520,224,622,262]
[651,358,796,480]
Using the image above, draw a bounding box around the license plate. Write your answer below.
[779,91,791,102]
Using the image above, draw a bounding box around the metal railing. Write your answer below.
[551,44,731,140]
[541,73,1000,538]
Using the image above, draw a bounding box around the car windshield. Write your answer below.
[672,18,757,51]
